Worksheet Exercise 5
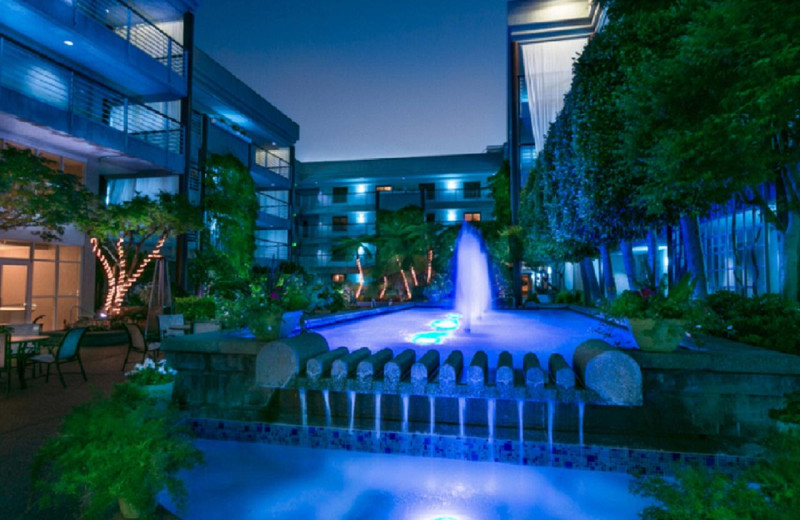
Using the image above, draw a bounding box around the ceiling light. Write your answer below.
[64,40,74,46]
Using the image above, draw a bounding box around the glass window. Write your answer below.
[38,151,61,171]
[33,261,56,296]
[0,241,31,259]
[59,246,82,262]
[333,216,348,232]
[426,213,435,223]
[332,274,345,283]
[464,182,481,199]
[419,183,435,200]
[63,158,86,183]
[376,185,392,192]
[465,212,481,222]
[34,243,57,260]
[333,187,348,203]
[58,263,81,297]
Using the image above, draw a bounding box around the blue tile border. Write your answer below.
[188,417,756,478]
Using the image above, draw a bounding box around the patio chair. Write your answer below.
[121,322,161,371]
[7,323,44,377]
[157,314,186,340]
[1,330,11,393]
[27,327,88,388]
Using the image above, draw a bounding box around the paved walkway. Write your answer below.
[0,342,128,519]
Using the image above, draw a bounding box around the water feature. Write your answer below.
[348,391,356,432]
[299,389,307,427]
[375,392,382,438]
[518,399,524,444]
[323,389,331,427]
[547,398,556,460]
[453,221,492,333]
[401,394,409,433]
[163,439,652,520]
[578,400,585,447]
[429,395,435,436]
[487,398,496,443]
[459,397,466,437]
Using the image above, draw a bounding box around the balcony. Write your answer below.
[298,223,376,240]
[296,187,493,213]
[1,0,188,97]
[0,36,184,170]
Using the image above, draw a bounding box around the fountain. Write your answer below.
[299,389,307,427]
[453,221,492,332]
[323,389,331,427]
[348,391,356,432]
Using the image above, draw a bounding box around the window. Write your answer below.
[376,185,393,192]
[419,183,435,200]
[426,213,435,223]
[333,186,348,203]
[464,181,481,199]
[464,212,481,222]
[332,274,345,283]
[333,216,348,232]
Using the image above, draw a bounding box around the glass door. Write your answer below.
[0,261,31,324]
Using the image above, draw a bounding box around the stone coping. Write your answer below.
[304,303,414,329]
[567,304,800,375]
[161,332,265,355]
[189,418,757,478]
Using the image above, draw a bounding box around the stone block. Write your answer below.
[549,353,575,388]
[573,339,642,406]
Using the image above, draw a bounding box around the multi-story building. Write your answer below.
[0,0,297,329]
[295,148,504,283]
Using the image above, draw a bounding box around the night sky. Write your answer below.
[195,0,508,162]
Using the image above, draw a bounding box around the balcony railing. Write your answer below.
[298,223,376,239]
[254,147,291,179]
[73,0,185,76]
[1,37,184,156]
[297,188,492,209]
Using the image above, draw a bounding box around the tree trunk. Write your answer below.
[620,239,637,291]
[646,229,658,286]
[599,243,616,299]
[781,207,800,302]
[680,214,707,298]
[579,257,601,305]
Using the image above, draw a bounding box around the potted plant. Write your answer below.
[605,274,697,352]
[125,358,177,403]
[174,296,218,333]
[32,383,203,519]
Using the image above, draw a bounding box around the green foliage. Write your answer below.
[634,391,800,519]
[193,154,258,289]
[701,291,800,354]
[0,147,94,240]
[555,290,583,305]
[174,296,217,322]
[605,275,697,320]
[488,160,511,227]
[32,384,203,519]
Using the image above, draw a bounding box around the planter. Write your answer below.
[140,381,175,402]
[280,310,303,338]
[628,318,685,352]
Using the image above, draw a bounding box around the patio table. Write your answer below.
[10,335,50,389]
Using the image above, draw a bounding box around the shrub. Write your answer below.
[702,291,800,354]
[174,296,216,322]
[555,289,583,304]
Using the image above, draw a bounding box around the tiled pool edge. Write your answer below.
[189,417,756,478]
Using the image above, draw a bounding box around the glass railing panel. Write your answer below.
[1,37,184,156]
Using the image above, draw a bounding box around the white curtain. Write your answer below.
[106,176,179,205]
[522,38,587,153]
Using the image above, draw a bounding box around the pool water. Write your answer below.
[161,439,650,520]
[312,308,635,367]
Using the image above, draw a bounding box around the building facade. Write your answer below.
[295,148,504,283]
[0,0,297,329]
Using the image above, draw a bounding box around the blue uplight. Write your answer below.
[411,331,449,345]
[430,319,459,331]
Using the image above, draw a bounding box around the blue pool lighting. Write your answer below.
[411,331,449,345]
[430,318,459,331]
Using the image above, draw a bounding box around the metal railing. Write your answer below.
[1,37,184,156]
[73,0,185,76]
[257,191,290,219]
[297,187,492,209]
[298,223,376,239]
[254,147,291,179]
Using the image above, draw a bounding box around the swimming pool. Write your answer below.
[311,308,635,365]
[161,439,651,520]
